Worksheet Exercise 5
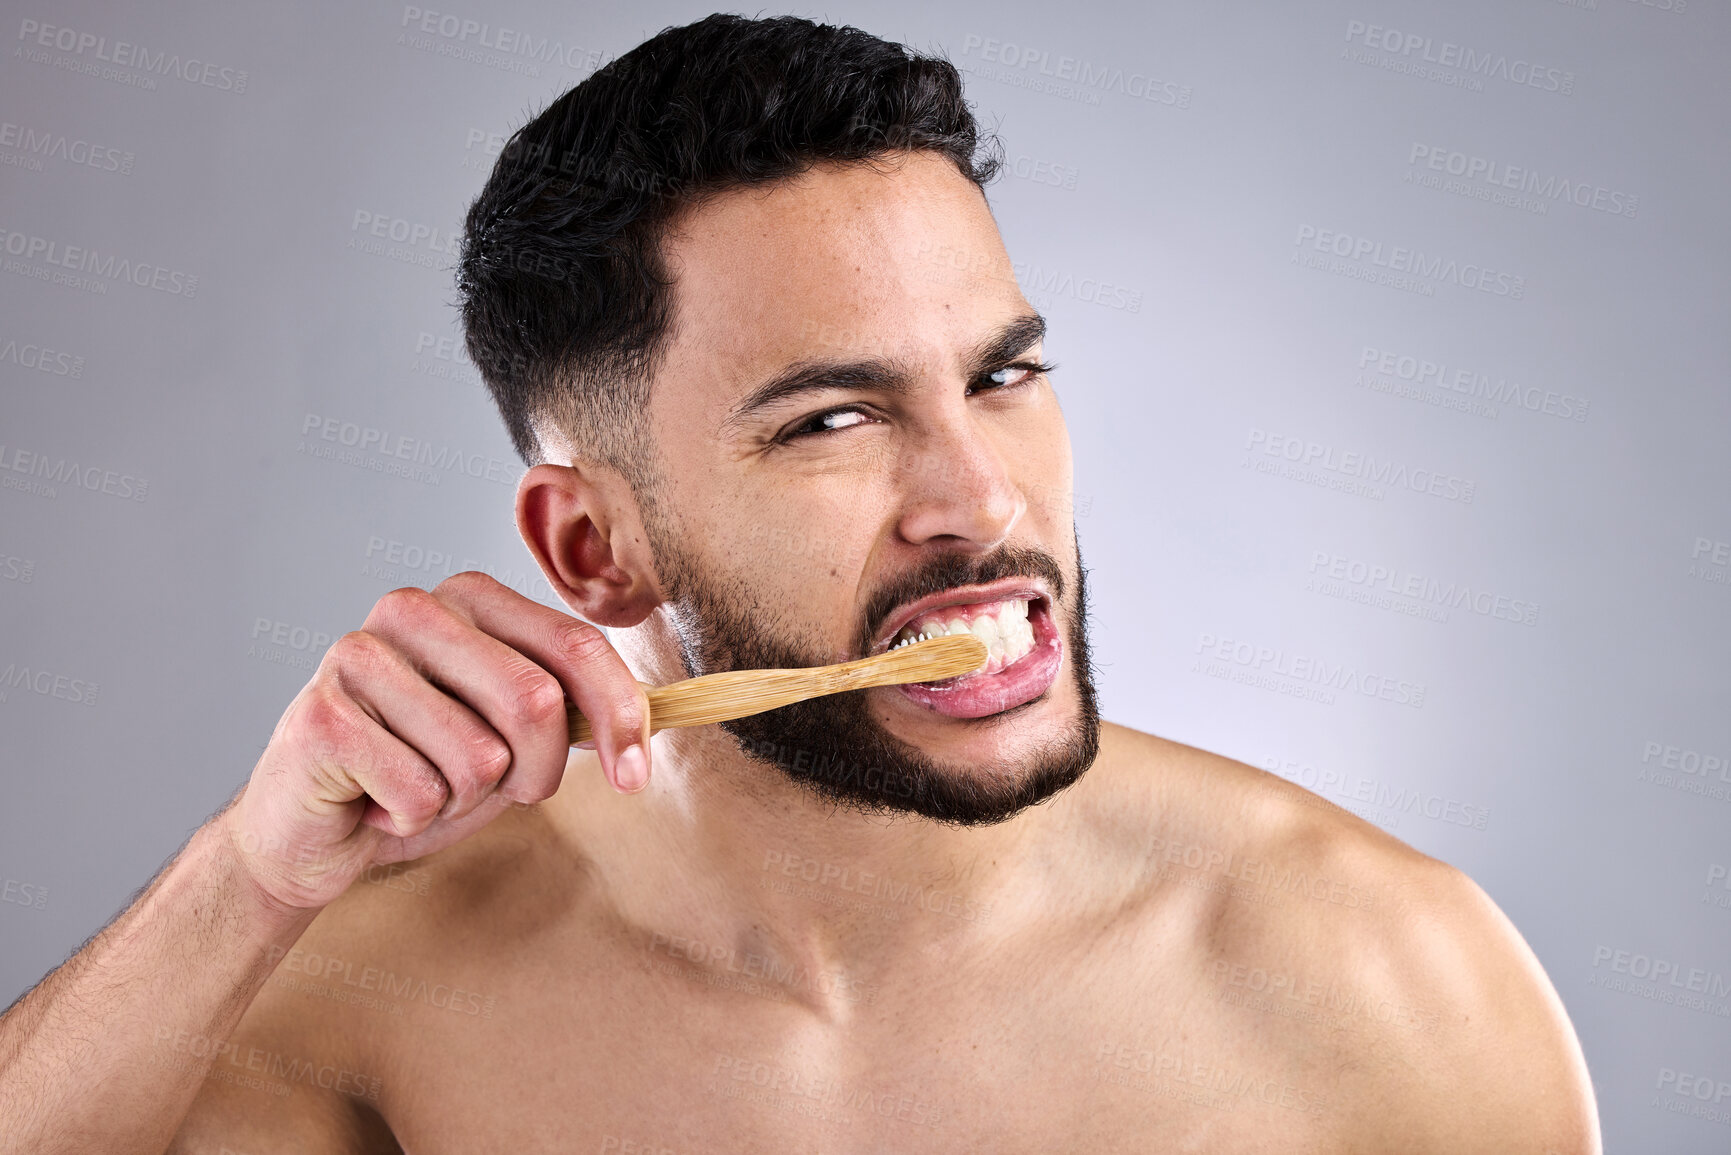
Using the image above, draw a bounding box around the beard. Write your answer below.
[642,505,1102,826]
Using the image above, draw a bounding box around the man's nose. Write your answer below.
[889,419,1026,551]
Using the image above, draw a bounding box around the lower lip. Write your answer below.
[892,599,1063,719]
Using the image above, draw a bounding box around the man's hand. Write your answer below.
[220,571,651,910]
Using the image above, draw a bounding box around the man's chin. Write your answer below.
[721,687,1100,826]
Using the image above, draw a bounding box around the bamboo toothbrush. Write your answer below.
[566,631,989,747]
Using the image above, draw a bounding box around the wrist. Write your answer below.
[193,815,326,938]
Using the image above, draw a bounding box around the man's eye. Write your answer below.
[784,407,872,440]
[973,360,1055,394]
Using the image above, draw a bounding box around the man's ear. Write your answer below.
[516,462,662,627]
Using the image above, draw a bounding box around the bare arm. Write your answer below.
[0,819,318,1154]
[0,573,652,1153]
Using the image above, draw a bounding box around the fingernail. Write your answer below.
[575,739,598,751]
[614,743,649,792]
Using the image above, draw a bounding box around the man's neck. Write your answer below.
[545,724,1059,1013]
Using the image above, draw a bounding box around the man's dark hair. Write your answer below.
[457,13,1001,491]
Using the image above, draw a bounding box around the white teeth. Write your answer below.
[969,616,999,647]
[887,598,1036,667]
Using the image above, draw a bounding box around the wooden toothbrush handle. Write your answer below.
[563,650,932,747]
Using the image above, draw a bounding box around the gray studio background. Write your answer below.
[2,0,1726,1148]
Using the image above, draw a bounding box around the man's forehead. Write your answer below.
[656,154,1026,405]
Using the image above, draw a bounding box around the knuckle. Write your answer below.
[328,629,389,673]
[324,630,407,703]
[297,685,364,746]
[372,584,442,627]
[435,569,498,602]
[549,622,645,731]
[465,727,514,783]
[396,765,449,821]
[550,618,612,670]
[509,666,567,729]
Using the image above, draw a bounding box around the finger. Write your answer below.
[363,787,522,860]
[286,670,449,840]
[363,577,648,797]
[431,572,652,794]
[355,586,574,806]
[324,628,519,823]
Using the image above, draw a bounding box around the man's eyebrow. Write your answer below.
[722,312,1050,432]
[966,312,1047,376]
[723,358,912,432]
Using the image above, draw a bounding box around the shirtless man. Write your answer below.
[0,14,1598,1153]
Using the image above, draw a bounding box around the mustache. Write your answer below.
[852,543,1067,657]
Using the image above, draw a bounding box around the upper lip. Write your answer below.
[869,577,1052,655]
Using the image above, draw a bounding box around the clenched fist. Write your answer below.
[220,571,651,910]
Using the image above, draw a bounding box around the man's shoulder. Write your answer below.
[1083,721,1437,908]
[1082,722,1600,1153]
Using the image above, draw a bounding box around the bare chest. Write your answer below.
[367,931,1346,1154]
